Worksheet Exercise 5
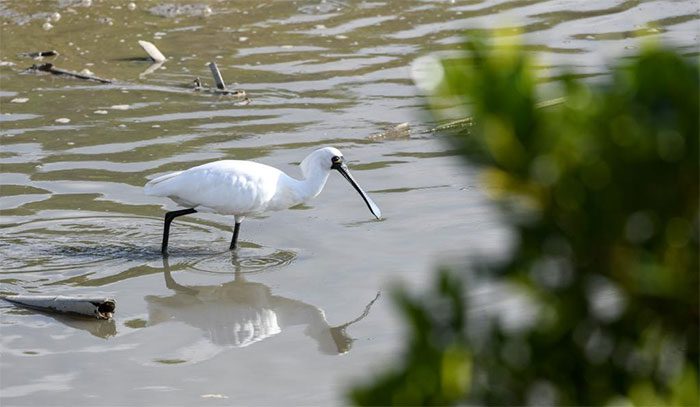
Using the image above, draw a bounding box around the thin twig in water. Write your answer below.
[27,63,112,83]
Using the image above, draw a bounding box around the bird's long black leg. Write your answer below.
[230,222,242,250]
[162,208,197,255]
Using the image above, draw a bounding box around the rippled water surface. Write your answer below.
[1,1,698,405]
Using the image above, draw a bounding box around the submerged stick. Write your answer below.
[18,50,59,58]
[3,295,116,320]
[208,62,226,90]
[28,63,112,83]
[138,40,166,62]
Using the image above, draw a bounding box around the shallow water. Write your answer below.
[0,1,697,405]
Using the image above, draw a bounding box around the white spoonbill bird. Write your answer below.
[145,147,381,254]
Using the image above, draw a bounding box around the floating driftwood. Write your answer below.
[26,63,112,83]
[369,122,411,140]
[3,295,115,320]
[416,97,567,135]
[193,61,246,96]
[192,78,248,98]
[369,108,549,141]
[138,40,166,62]
[19,50,59,59]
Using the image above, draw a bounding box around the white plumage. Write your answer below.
[146,161,289,216]
[145,147,381,254]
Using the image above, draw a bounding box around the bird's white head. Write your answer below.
[300,147,344,177]
[299,147,382,219]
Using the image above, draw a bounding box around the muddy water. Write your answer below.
[1,1,697,405]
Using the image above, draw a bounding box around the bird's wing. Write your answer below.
[145,160,282,215]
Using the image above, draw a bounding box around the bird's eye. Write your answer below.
[331,156,341,163]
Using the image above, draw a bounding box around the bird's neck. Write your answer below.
[296,168,330,202]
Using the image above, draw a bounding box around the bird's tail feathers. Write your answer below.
[144,171,184,196]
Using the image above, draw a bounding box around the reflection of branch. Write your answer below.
[336,291,381,329]
[326,292,381,354]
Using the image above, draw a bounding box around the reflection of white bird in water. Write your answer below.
[145,262,380,355]
[144,147,381,254]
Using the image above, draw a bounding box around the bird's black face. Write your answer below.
[330,155,343,170]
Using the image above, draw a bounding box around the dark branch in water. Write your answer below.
[208,62,227,90]
[18,50,59,59]
[26,63,112,83]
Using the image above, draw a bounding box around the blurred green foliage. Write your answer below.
[351,270,471,405]
[350,37,698,406]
